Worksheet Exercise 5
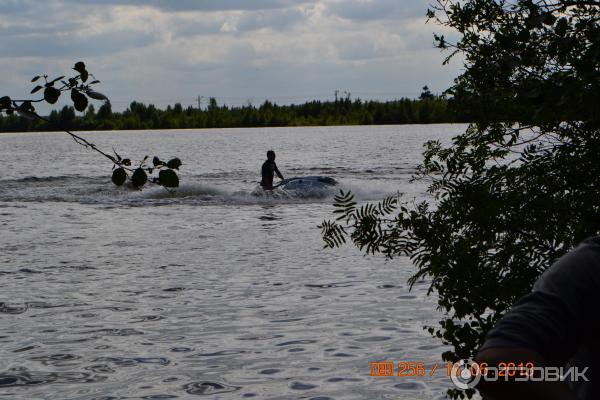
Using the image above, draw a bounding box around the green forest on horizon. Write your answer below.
[0,87,469,132]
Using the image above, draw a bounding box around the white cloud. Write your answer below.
[60,0,312,12]
[0,0,462,113]
[324,0,428,21]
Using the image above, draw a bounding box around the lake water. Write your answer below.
[0,125,464,400]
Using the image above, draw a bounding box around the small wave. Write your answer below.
[224,186,337,205]
[0,302,28,315]
[183,381,239,395]
[0,368,101,388]
[336,180,403,202]
[4,175,79,184]
[0,174,106,185]
[134,182,227,200]
[0,173,403,206]
[287,165,417,176]
[125,182,332,205]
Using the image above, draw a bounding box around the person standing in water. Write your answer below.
[260,150,284,190]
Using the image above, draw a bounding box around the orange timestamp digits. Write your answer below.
[370,361,443,377]
[397,361,428,377]
[370,360,537,379]
[496,362,536,377]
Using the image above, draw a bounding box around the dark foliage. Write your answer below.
[0,93,465,133]
[322,1,600,398]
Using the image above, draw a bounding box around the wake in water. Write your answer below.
[0,172,407,206]
[137,181,340,206]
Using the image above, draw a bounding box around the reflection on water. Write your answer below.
[0,125,464,399]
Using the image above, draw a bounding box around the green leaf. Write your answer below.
[31,76,40,83]
[49,76,65,85]
[86,90,108,101]
[555,17,568,37]
[73,61,88,82]
[166,158,182,170]
[543,13,556,26]
[131,168,148,188]
[121,158,131,166]
[111,167,127,186]
[158,169,179,188]
[71,89,88,112]
[30,85,43,94]
[0,96,11,109]
[152,156,163,167]
[517,29,530,42]
[44,87,61,104]
[73,61,86,73]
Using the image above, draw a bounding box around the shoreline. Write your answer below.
[0,122,469,135]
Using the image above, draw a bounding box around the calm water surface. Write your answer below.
[0,125,464,399]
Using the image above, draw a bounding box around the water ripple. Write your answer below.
[0,369,104,387]
[30,353,81,366]
[193,350,247,357]
[183,381,239,395]
[92,357,170,367]
[80,328,145,336]
[0,303,28,314]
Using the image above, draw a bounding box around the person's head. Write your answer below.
[267,150,276,161]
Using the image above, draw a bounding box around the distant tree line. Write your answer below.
[0,87,468,132]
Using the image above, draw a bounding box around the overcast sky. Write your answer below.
[0,0,462,112]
